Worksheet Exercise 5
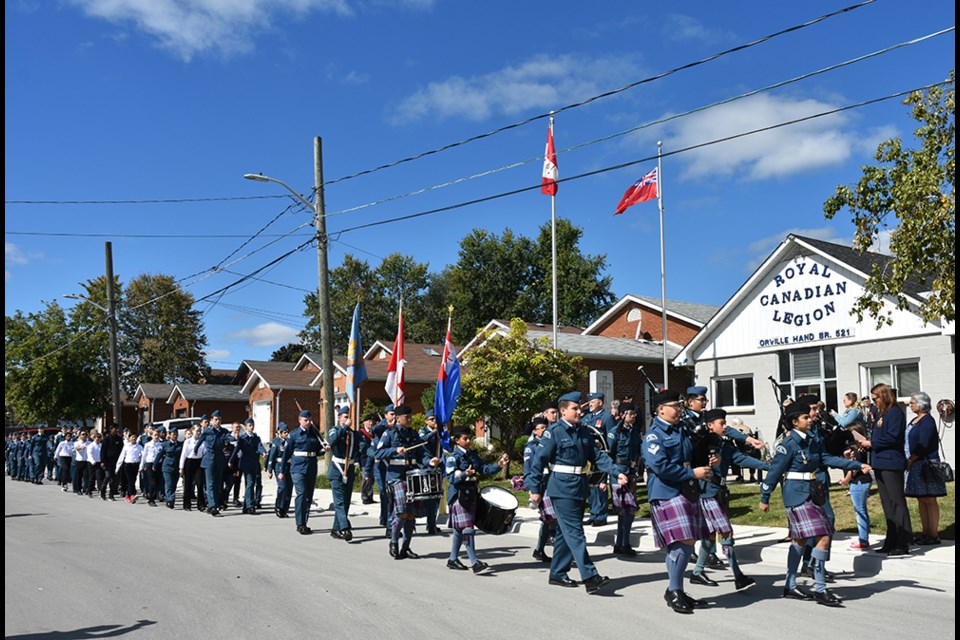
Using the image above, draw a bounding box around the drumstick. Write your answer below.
[402,440,431,452]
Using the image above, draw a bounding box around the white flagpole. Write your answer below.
[657,141,668,386]
[549,113,558,349]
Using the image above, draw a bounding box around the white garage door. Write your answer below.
[252,400,272,443]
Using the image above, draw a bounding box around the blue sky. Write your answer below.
[5,0,955,369]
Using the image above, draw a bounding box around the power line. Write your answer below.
[4,194,289,205]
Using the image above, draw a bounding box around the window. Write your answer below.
[865,361,920,399]
[714,376,755,408]
[775,346,838,410]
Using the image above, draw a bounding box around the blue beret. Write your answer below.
[199,414,208,421]
[278,421,289,432]
[587,392,604,401]
[559,391,582,404]
[424,409,436,419]
[686,386,708,397]
[156,426,167,433]
[244,418,254,425]
[385,404,395,413]
[338,406,350,416]
[167,425,178,433]
[211,410,221,418]
[299,410,311,418]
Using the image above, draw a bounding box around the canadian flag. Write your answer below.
[541,123,558,196]
[384,304,405,405]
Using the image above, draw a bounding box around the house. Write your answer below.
[166,383,250,425]
[132,383,176,431]
[240,365,319,443]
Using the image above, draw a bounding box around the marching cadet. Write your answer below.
[194,410,229,516]
[644,389,715,614]
[228,418,263,514]
[374,404,397,534]
[266,422,293,518]
[85,431,104,497]
[607,402,644,556]
[760,402,869,607]
[445,425,509,573]
[156,426,182,509]
[179,423,206,511]
[689,409,769,590]
[279,410,328,535]
[328,406,361,540]
[30,429,48,484]
[524,416,554,563]
[374,404,441,559]
[72,430,90,495]
[358,416,376,505]
[419,409,444,534]
[140,427,164,506]
[116,432,144,502]
[55,433,74,491]
[582,392,614,527]
[526,391,627,595]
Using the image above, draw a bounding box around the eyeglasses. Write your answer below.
[690,396,707,402]
[661,402,682,409]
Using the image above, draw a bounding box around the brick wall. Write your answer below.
[592,301,701,345]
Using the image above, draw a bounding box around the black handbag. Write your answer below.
[809,479,828,506]
[922,460,954,484]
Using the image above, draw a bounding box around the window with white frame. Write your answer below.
[865,361,920,399]
[714,376,755,408]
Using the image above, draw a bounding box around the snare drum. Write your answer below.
[405,468,443,502]
[474,486,519,535]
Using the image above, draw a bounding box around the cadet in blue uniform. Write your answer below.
[374,404,441,559]
[358,416,376,504]
[374,404,396,533]
[524,415,554,562]
[607,402,644,556]
[279,410,328,534]
[526,391,627,594]
[156,426,182,509]
[689,409,769,590]
[445,425,509,572]
[760,403,869,607]
[582,392,615,526]
[228,418,263,514]
[328,406,361,540]
[31,429,48,484]
[266,422,293,517]
[643,389,716,614]
[194,410,230,516]
[419,410,444,534]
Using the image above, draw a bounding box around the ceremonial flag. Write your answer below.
[614,167,658,215]
[384,304,405,405]
[434,318,461,426]
[541,123,558,196]
[345,303,367,402]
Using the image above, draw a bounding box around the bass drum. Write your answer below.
[474,486,519,535]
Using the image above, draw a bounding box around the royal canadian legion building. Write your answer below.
[675,234,955,465]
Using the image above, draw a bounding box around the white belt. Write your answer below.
[550,464,585,475]
[293,451,317,458]
[332,456,349,465]
[785,471,816,480]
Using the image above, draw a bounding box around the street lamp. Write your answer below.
[64,292,122,431]
[244,137,335,434]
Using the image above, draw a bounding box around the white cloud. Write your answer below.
[870,229,894,255]
[662,14,734,45]
[391,53,645,124]
[741,227,848,273]
[6,242,30,265]
[227,322,300,347]
[662,94,856,181]
[204,348,232,361]
[69,0,353,62]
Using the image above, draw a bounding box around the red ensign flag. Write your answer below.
[614,167,658,215]
[541,125,558,196]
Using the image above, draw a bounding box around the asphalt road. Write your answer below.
[4,479,955,640]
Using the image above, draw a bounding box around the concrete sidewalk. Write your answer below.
[292,486,953,584]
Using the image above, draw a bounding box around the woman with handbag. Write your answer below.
[905,391,946,545]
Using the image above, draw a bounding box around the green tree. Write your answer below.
[824,73,955,326]
[118,274,207,390]
[271,343,306,363]
[454,319,585,459]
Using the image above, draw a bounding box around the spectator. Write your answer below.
[838,423,872,550]
[904,391,946,545]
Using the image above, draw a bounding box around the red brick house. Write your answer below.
[239,366,319,443]
[132,383,176,431]
[166,383,250,424]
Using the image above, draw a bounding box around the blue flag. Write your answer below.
[345,303,367,402]
[434,322,461,425]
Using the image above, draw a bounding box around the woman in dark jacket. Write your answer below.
[905,391,946,545]
[860,383,913,555]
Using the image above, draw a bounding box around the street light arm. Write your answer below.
[63,293,108,313]
[243,173,314,212]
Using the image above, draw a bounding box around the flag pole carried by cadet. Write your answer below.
[541,114,559,348]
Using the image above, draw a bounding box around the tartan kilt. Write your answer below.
[612,483,639,516]
[538,496,557,524]
[650,494,709,548]
[786,499,835,539]
[699,496,733,535]
[448,496,476,529]
[391,480,426,518]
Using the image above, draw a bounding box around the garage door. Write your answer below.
[252,400,272,443]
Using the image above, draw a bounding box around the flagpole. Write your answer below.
[549,113,558,349]
[657,140,668,386]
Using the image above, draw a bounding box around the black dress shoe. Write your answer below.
[532,549,552,562]
[681,592,709,609]
[783,586,814,601]
[389,543,399,557]
[342,530,353,542]
[472,560,490,574]
[707,553,725,568]
[548,576,579,588]
[330,529,344,539]
[404,549,420,559]
[298,526,312,535]
[664,589,693,614]
[734,576,756,590]
[823,570,836,584]
[591,521,608,527]
[427,526,441,535]
[385,528,392,538]
[394,549,409,560]
[799,565,814,578]
[884,547,911,557]
[584,575,610,594]
[208,508,220,517]
[689,572,719,587]
[613,546,638,557]
[447,559,468,570]
[814,589,844,607]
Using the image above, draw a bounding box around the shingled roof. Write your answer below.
[167,383,249,403]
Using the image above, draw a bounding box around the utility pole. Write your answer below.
[314,137,335,437]
[104,242,123,429]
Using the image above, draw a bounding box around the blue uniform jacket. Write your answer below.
[280,426,324,474]
[445,446,500,505]
[760,429,861,508]
[266,437,289,474]
[525,419,618,500]
[31,434,47,461]
[870,405,907,471]
[374,426,433,483]
[643,416,696,501]
[606,422,643,476]
[327,424,361,480]
[194,426,230,469]
[700,438,769,498]
[228,432,263,473]
[522,435,542,490]
[156,439,183,473]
